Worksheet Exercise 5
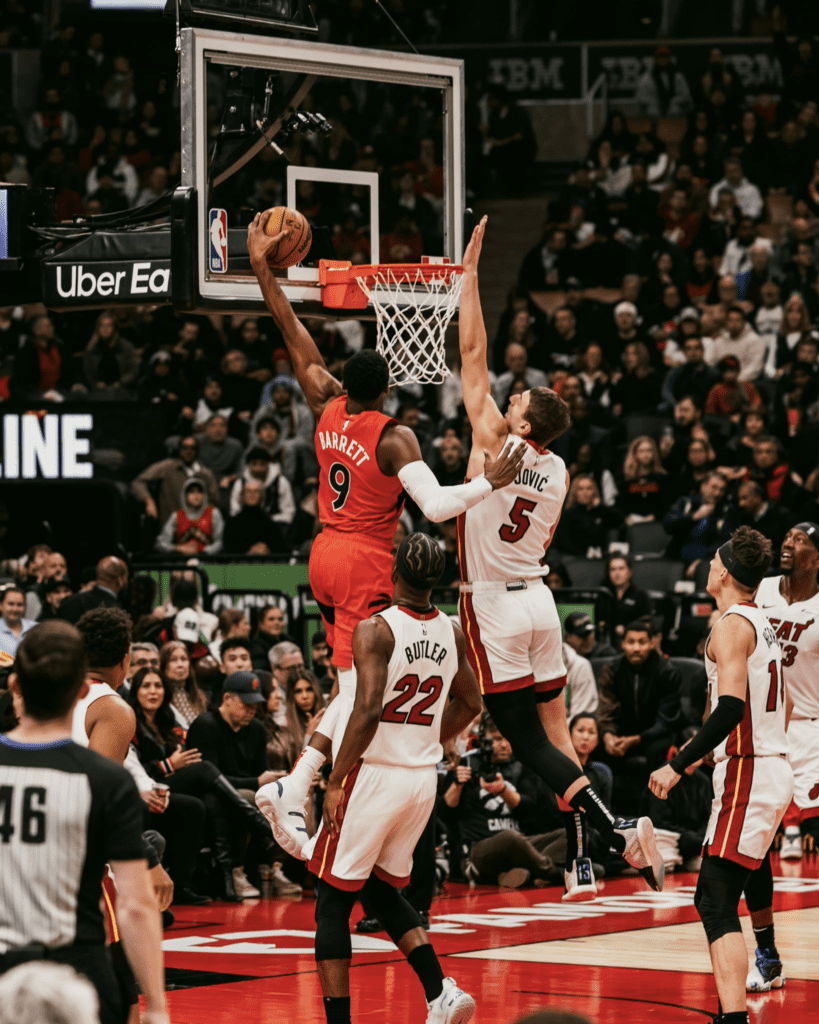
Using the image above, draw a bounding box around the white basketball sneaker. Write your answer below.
[746,947,786,992]
[563,857,598,902]
[779,827,803,860]
[613,816,665,892]
[255,778,309,860]
[425,977,476,1024]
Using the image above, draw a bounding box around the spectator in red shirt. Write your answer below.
[704,355,763,421]
[155,479,224,557]
[659,187,700,249]
[11,315,79,401]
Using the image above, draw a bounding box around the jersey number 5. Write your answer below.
[381,674,444,727]
[766,661,785,713]
[328,462,351,512]
[499,497,537,544]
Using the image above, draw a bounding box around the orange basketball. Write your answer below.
[263,206,312,268]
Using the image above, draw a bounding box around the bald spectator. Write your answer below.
[492,343,549,408]
[57,556,128,624]
[132,435,220,525]
[708,158,764,219]
[709,306,765,381]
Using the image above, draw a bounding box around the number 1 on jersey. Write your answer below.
[766,660,784,712]
[328,462,351,511]
[499,497,537,544]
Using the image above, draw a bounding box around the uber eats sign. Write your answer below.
[0,413,93,479]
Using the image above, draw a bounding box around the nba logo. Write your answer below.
[209,208,227,274]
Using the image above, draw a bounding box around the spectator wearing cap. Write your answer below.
[156,578,219,643]
[252,375,315,449]
[732,481,790,569]
[563,610,617,661]
[720,216,771,277]
[36,577,74,621]
[172,607,211,660]
[197,414,245,497]
[58,555,128,624]
[228,447,295,527]
[635,46,693,118]
[492,344,549,410]
[155,478,224,556]
[709,306,765,382]
[708,157,764,220]
[704,356,763,420]
[663,472,732,573]
[132,435,220,526]
[224,478,288,556]
[185,671,284,896]
[0,586,36,664]
[603,301,644,365]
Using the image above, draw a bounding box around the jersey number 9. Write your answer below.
[328,462,351,511]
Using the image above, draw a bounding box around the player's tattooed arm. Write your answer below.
[324,617,395,835]
[247,211,343,420]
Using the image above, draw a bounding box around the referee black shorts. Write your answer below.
[0,943,128,1024]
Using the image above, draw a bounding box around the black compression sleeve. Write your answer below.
[669,695,745,774]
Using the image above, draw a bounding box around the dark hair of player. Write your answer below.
[396,532,445,591]
[523,387,571,446]
[343,350,390,402]
[730,525,773,582]
[76,607,132,669]
[14,621,87,721]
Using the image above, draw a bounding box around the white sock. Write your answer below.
[286,745,326,804]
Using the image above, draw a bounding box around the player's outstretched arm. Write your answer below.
[440,624,483,744]
[323,617,394,835]
[459,216,508,452]
[649,614,751,799]
[380,425,525,523]
[248,212,342,420]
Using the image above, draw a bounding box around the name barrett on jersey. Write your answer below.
[317,428,371,467]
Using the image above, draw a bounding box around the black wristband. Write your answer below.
[669,695,746,774]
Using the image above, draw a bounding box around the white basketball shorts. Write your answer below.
[789,717,819,821]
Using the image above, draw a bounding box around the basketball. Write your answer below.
[262,206,312,268]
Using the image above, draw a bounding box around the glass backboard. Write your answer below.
[179,26,465,317]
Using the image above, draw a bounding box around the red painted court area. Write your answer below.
[159,855,819,1023]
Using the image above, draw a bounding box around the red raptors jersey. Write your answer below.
[316,395,404,547]
[174,505,214,552]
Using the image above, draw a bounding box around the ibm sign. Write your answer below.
[0,414,93,480]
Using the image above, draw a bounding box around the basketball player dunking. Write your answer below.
[246,213,524,855]
[650,527,794,1024]
[742,523,819,993]
[455,216,664,896]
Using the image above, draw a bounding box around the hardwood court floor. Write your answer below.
[158,854,819,1023]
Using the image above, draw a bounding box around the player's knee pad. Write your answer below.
[695,856,749,945]
[743,851,774,914]
[362,874,422,946]
[314,881,357,962]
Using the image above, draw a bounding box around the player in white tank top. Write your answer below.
[742,523,819,993]
[649,528,794,1024]
[305,533,482,1024]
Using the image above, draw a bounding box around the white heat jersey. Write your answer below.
[71,682,118,747]
[756,575,819,719]
[705,602,788,761]
[457,437,567,582]
[363,604,457,770]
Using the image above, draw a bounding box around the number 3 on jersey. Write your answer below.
[328,462,351,511]
[499,497,537,544]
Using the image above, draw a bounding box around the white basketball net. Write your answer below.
[357,266,464,385]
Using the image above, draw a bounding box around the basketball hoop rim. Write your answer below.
[319,258,464,310]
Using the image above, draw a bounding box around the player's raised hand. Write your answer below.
[483,440,526,490]
[462,215,488,275]
[247,211,290,267]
